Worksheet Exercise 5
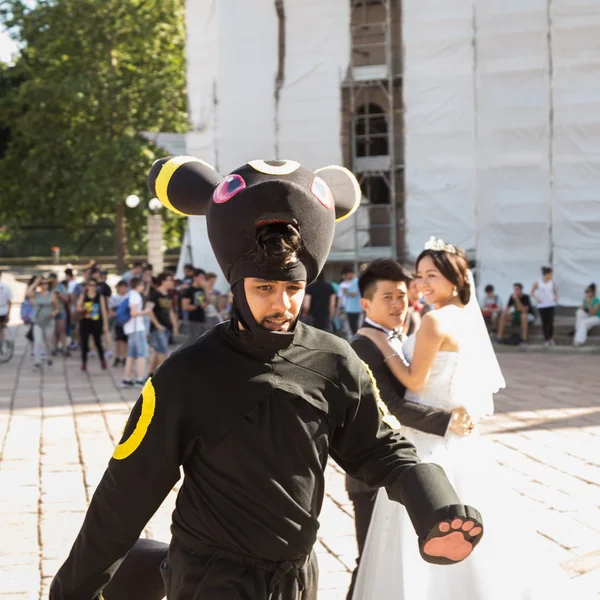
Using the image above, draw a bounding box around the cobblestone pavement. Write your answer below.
[1,325,599,599]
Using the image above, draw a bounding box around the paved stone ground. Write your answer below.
[1,324,599,599]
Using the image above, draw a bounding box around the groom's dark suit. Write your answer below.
[345,321,453,599]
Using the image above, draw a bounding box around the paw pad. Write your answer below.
[422,517,483,563]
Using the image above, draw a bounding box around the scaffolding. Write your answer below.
[346,0,402,265]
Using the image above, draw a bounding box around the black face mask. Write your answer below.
[231,280,298,354]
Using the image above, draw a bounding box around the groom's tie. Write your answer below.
[388,329,403,342]
[387,330,406,356]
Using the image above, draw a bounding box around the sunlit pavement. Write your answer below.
[1,326,599,599]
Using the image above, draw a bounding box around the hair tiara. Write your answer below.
[424,236,456,254]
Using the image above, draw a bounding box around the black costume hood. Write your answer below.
[148,157,361,350]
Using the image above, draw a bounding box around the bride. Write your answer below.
[351,238,568,600]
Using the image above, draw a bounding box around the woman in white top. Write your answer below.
[530,266,557,346]
[121,277,154,388]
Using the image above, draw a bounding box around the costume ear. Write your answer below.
[314,165,362,222]
[148,156,222,216]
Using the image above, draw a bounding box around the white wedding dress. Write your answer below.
[351,311,569,600]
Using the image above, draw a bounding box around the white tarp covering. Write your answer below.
[185,0,218,165]
[185,0,279,171]
[176,217,225,287]
[404,0,600,305]
[181,0,353,275]
[475,0,552,301]
[214,0,278,172]
[403,0,477,260]
[180,1,222,288]
[277,0,357,254]
[277,1,349,168]
[550,0,600,306]
[183,0,276,284]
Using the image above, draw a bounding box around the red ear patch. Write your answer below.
[213,174,246,204]
[310,177,333,210]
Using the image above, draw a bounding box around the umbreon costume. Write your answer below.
[50,158,483,600]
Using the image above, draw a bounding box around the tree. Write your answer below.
[0,62,21,160]
[0,0,188,268]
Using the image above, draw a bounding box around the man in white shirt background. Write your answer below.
[121,277,154,388]
[0,270,13,347]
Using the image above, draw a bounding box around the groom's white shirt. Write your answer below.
[363,317,408,363]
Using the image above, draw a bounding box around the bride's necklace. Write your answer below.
[436,293,458,309]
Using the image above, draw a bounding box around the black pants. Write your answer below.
[538,307,555,341]
[346,490,378,600]
[346,313,361,336]
[161,537,318,600]
[80,319,105,364]
[104,538,168,600]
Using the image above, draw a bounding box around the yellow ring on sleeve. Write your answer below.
[155,156,211,216]
[361,360,401,430]
[112,379,156,460]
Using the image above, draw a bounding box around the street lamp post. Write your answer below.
[124,194,164,273]
[125,194,141,209]
[147,197,164,273]
[116,194,142,272]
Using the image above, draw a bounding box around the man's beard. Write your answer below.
[259,312,296,331]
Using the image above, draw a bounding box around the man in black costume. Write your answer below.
[50,158,484,600]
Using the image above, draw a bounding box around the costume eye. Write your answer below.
[213,174,246,204]
[310,177,333,210]
[248,159,300,175]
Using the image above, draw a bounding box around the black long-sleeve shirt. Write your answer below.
[50,321,460,600]
[346,326,453,495]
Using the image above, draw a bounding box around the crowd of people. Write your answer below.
[18,261,232,385]
[304,264,600,348]
[7,250,598,376]
[8,258,600,385]
[480,268,599,347]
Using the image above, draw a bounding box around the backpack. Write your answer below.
[115,297,131,325]
[20,298,34,324]
[503,333,522,346]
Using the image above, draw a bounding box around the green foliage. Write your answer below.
[0,0,189,237]
[0,212,185,258]
[0,61,23,160]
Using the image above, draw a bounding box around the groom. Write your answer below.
[345,259,473,599]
